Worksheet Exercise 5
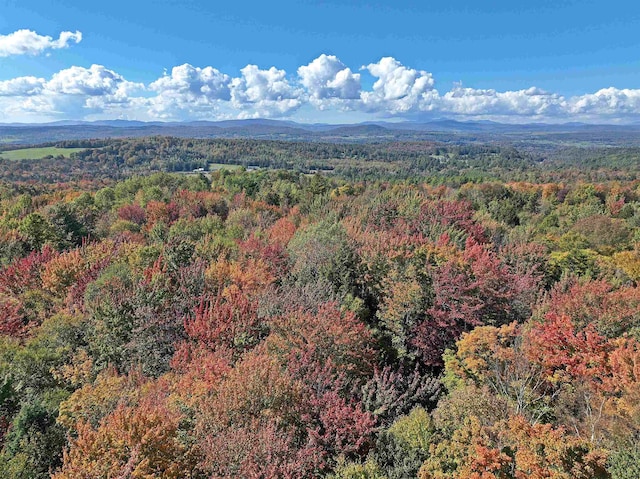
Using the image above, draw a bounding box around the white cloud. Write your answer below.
[46,64,137,96]
[45,65,143,115]
[569,87,640,117]
[0,76,45,96]
[0,65,143,121]
[2,53,640,123]
[361,57,436,113]
[439,85,568,118]
[298,54,361,101]
[145,64,232,120]
[145,63,304,120]
[230,64,303,117]
[0,29,82,57]
[150,64,231,100]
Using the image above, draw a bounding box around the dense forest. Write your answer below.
[2,136,640,184]
[1,137,640,478]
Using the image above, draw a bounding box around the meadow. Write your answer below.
[0,147,87,160]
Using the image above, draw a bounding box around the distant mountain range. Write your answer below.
[2,119,640,146]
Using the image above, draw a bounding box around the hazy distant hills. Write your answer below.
[2,119,640,146]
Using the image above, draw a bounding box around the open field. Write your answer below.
[0,147,87,160]
[208,162,244,171]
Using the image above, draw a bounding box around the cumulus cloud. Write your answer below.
[0,76,45,96]
[440,85,568,118]
[569,87,640,118]
[3,54,640,123]
[150,64,231,100]
[0,29,82,57]
[0,64,143,121]
[230,64,303,117]
[46,64,136,96]
[361,57,436,113]
[298,54,361,101]
[146,64,232,119]
[44,65,143,115]
[145,63,304,120]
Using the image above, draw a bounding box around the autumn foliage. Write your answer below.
[0,168,639,478]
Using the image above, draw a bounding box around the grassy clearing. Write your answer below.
[0,147,87,160]
[208,163,244,171]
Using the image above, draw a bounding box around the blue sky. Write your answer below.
[1,0,639,123]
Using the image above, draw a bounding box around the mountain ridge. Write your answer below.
[2,118,640,146]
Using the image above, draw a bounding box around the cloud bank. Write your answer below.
[2,52,640,123]
[0,65,143,119]
[0,29,82,57]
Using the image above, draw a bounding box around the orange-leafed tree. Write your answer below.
[419,415,609,479]
[444,322,554,423]
[54,384,202,479]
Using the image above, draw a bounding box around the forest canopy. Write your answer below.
[0,136,639,478]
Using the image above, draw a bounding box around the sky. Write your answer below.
[1,0,640,124]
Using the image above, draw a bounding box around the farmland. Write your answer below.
[0,147,87,160]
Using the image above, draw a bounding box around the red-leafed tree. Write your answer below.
[267,215,298,247]
[0,246,57,336]
[526,312,612,389]
[193,350,322,476]
[525,312,615,443]
[306,386,377,461]
[0,246,56,297]
[266,302,376,379]
[184,286,265,358]
[413,238,538,366]
[541,278,640,338]
[201,417,323,479]
[145,200,180,228]
[238,234,290,283]
[413,199,487,245]
[117,203,147,226]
